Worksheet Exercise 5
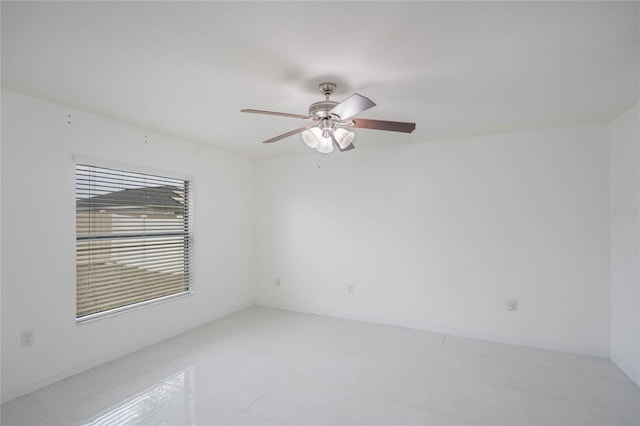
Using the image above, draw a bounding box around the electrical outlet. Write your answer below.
[348,284,354,294]
[21,330,34,347]
[275,277,281,287]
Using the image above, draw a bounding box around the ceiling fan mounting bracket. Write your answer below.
[318,82,337,96]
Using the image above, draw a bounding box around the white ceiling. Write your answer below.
[2,1,638,159]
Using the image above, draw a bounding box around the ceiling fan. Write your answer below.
[241,82,416,153]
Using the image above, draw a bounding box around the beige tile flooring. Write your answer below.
[2,306,639,425]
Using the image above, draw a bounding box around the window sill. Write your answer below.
[76,291,194,325]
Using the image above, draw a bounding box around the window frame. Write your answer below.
[74,156,195,324]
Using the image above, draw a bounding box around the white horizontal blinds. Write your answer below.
[76,164,193,320]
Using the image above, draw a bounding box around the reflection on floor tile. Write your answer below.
[67,374,182,424]
[2,306,639,426]
[30,362,134,412]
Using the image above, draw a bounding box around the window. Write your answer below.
[75,163,193,322]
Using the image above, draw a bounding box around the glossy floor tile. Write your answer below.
[2,306,638,425]
[427,376,524,426]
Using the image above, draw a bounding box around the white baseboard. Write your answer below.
[1,300,253,404]
[254,301,610,358]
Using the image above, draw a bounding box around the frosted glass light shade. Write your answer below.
[301,127,322,148]
[316,137,334,153]
[333,128,355,149]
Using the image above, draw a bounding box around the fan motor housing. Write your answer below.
[308,100,339,119]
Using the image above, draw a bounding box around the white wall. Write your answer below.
[255,124,611,355]
[0,90,255,402]
[610,103,640,385]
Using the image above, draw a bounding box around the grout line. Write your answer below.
[513,388,528,426]
[226,410,244,425]
[426,334,446,418]
[242,382,279,413]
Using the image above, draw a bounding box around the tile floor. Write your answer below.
[2,306,639,425]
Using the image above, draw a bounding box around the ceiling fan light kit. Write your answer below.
[241,82,416,154]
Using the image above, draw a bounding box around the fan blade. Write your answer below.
[349,118,416,133]
[329,93,376,120]
[241,109,311,120]
[262,126,311,144]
